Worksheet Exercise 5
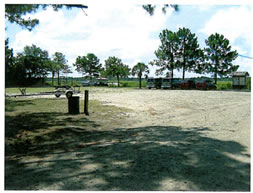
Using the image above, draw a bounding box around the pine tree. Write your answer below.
[205,33,239,84]
[176,27,202,80]
[150,29,179,80]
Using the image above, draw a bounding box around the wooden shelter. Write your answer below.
[232,71,249,89]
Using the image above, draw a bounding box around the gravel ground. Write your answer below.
[5,88,251,191]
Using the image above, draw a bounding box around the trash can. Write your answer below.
[68,96,80,114]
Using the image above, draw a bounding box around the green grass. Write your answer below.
[216,78,251,90]
[246,77,251,90]
[5,97,129,115]
[5,87,56,95]
[45,80,82,87]
[5,97,131,148]
[216,81,232,90]
[110,80,146,88]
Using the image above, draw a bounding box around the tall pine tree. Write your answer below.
[150,29,179,80]
[205,33,239,84]
[176,27,202,80]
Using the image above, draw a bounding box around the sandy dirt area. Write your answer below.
[5,88,250,191]
[90,88,250,146]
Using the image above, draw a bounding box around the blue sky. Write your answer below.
[5,3,253,78]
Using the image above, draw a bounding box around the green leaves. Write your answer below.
[132,62,149,78]
[53,52,67,71]
[205,33,238,83]
[5,5,40,31]
[152,28,238,82]
[73,53,101,78]
[176,27,202,79]
[132,62,149,88]
[105,56,130,87]
[105,56,130,77]
[143,4,179,16]
[5,4,88,31]
[6,44,51,86]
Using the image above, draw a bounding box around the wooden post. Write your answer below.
[84,90,89,115]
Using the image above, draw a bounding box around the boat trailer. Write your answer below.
[6,86,81,98]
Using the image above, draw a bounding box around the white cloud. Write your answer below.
[10,4,172,76]
[199,5,252,45]
[199,5,252,73]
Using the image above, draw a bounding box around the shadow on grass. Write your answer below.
[5,110,100,156]
[5,115,250,191]
[5,99,36,112]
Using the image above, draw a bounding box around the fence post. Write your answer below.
[84,90,89,115]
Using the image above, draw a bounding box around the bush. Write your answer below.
[120,81,146,88]
[246,77,251,90]
[216,81,232,90]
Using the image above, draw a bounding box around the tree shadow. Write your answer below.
[5,111,100,156]
[5,99,36,112]
[5,124,250,191]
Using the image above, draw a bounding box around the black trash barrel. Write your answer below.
[68,96,80,114]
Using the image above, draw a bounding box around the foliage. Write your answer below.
[5,39,15,86]
[98,67,107,78]
[246,77,251,90]
[205,33,239,84]
[73,53,101,79]
[176,27,203,79]
[5,4,88,31]
[22,44,50,77]
[52,52,67,85]
[143,4,179,16]
[119,80,147,88]
[150,29,179,79]
[216,81,232,90]
[132,62,149,89]
[47,59,58,86]
[7,44,50,86]
[105,56,130,87]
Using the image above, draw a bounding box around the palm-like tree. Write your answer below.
[132,62,149,89]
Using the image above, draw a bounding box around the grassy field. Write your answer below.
[216,81,232,90]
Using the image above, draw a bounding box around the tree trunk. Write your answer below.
[57,71,60,86]
[89,72,92,81]
[182,41,186,80]
[182,66,185,80]
[139,75,142,89]
[214,58,218,85]
[171,67,174,89]
[182,65,185,80]
[117,75,120,87]
[52,71,54,86]
[215,64,218,84]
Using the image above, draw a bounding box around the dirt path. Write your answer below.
[90,89,250,145]
[5,88,250,191]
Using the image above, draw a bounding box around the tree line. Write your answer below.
[5,27,238,88]
[151,27,238,84]
[5,40,71,86]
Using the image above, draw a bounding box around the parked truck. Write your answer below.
[147,78,162,89]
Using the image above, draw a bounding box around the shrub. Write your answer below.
[216,81,232,90]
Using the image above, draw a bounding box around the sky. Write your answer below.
[4,2,253,78]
